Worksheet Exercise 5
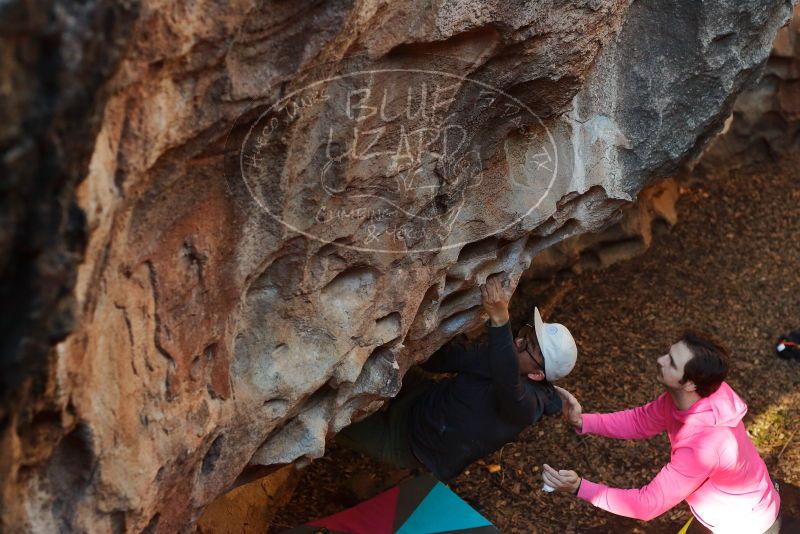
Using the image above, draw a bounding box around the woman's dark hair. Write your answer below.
[679,330,730,397]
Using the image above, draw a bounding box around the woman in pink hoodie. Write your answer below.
[542,332,781,534]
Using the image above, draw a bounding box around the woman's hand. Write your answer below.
[554,385,583,430]
[542,463,582,494]
[479,275,511,326]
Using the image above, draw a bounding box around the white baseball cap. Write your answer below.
[533,307,577,382]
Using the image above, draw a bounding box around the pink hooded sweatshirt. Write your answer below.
[577,382,780,533]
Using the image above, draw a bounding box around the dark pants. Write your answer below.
[336,384,430,471]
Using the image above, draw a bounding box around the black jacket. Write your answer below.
[409,321,562,481]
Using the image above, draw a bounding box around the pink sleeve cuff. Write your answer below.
[576,413,600,435]
[576,478,604,504]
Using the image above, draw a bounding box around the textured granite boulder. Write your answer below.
[1,0,794,532]
[703,3,800,161]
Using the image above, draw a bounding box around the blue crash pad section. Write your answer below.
[396,482,492,533]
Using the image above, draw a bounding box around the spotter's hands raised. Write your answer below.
[542,463,582,494]
[554,386,583,431]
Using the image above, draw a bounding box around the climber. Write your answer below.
[542,331,783,534]
[336,274,578,481]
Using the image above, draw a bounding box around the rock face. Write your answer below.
[196,465,298,534]
[0,0,139,409]
[522,2,800,291]
[704,3,800,160]
[0,1,794,532]
[523,178,681,279]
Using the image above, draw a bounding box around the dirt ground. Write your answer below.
[269,152,800,533]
